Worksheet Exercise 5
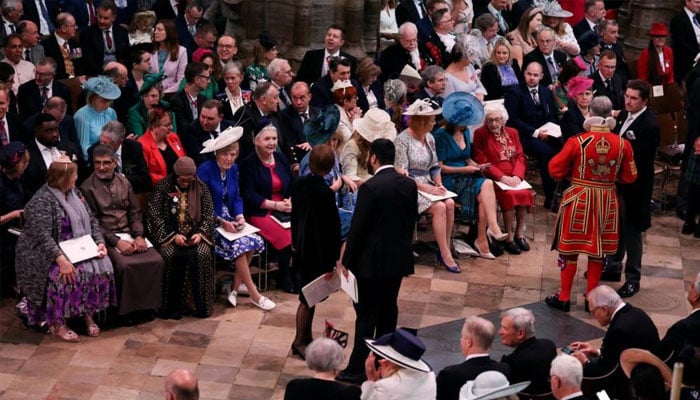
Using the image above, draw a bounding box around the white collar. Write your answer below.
[374,165,394,174]
[54,33,67,46]
[487,3,501,14]
[325,49,340,58]
[611,302,626,320]
[561,392,584,400]
[36,137,55,152]
[465,353,490,361]
[626,106,647,120]
[684,7,698,20]
[598,70,612,82]
[690,307,700,315]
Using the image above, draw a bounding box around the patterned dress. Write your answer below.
[395,130,443,214]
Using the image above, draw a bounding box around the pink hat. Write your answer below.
[567,76,594,99]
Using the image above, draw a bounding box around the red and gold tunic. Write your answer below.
[548,127,637,256]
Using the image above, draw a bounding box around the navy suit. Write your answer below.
[61,0,101,31]
[22,138,86,200]
[40,35,84,80]
[660,310,700,363]
[168,90,206,144]
[590,71,624,110]
[523,48,567,87]
[671,9,700,83]
[395,0,433,39]
[502,337,557,397]
[0,113,23,148]
[175,14,208,59]
[181,120,233,165]
[22,113,78,150]
[278,105,317,165]
[437,356,511,400]
[79,23,130,77]
[17,80,71,120]
[573,18,595,40]
[309,75,369,113]
[21,0,58,35]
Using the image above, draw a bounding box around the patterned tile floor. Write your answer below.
[0,201,698,399]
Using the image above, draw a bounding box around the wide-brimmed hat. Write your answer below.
[138,71,166,96]
[200,126,244,154]
[399,64,422,81]
[353,108,397,143]
[304,105,341,146]
[648,22,669,37]
[83,76,121,100]
[403,98,442,116]
[541,1,572,18]
[579,31,601,54]
[442,92,484,126]
[460,371,531,400]
[0,141,26,169]
[365,328,431,372]
[567,76,594,99]
[620,349,673,385]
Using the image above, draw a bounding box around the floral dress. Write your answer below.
[213,176,265,260]
[395,130,442,214]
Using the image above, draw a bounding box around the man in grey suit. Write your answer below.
[17,20,43,64]
[336,139,418,384]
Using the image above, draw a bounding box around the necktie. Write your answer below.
[24,49,31,61]
[547,57,558,80]
[188,24,196,36]
[41,86,49,104]
[605,79,612,91]
[694,15,700,29]
[530,88,540,105]
[496,11,508,32]
[62,42,74,77]
[115,152,122,174]
[39,1,55,33]
[0,120,8,146]
[280,88,290,107]
[8,24,14,33]
[104,30,113,51]
[300,112,308,123]
[88,1,96,25]
[322,56,331,77]
[191,99,198,118]
[418,0,428,19]
[621,114,634,133]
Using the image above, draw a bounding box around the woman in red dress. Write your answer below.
[636,22,674,86]
[472,102,535,255]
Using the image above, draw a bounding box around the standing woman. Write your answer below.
[290,144,341,358]
[245,32,278,92]
[74,76,120,159]
[0,142,29,296]
[637,23,674,86]
[239,125,296,293]
[150,20,187,94]
[197,128,275,311]
[138,106,187,186]
[16,156,116,341]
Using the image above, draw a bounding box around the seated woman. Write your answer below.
[573,31,601,77]
[197,127,275,311]
[506,7,543,68]
[178,49,221,100]
[460,370,530,400]
[481,38,521,101]
[332,80,363,148]
[16,156,116,341]
[356,57,384,110]
[541,1,579,57]
[138,106,186,186]
[443,36,487,100]
[383,79,408,133]
[218,62,249,121]
[560,76,594,139]
[361,328,436,400]
[395,99,461,272]
[0,142,29,297]
[146,157,216,319]
[127,73,177,137]
[472,102,535,255]
[342,108,397,186]
[550,60,587,118]
[245,32,278,91]
[74,76,120,159]
[285,338,361,400]
[435,93,508,260]
[239,125,296,293]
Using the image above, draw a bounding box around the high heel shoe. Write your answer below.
[487,228,509,242]
[437,253,462,273]
[291,344,307,360]
[474,243,496,260]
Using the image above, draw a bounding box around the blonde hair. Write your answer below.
[46,160,77,190]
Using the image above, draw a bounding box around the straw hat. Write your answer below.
[365,328,432,373]
[403,98,442,116]
[200,126,244,154]
[460,371,531,400]
[399,64,422,81]
[353,108,397,143]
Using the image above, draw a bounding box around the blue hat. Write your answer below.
[304,105,340,146]
[365,328,432,372]
[442,92,484,127]
[82,76,121,100]
[0,141,26,169]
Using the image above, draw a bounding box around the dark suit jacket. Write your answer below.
[523,48,567,87]
[613,108,659,231]
[504,83,557,140]
[436,356,511,400]
[295,49,357,85]
[22,138,86,200]
[671,9,700,84]
[181,119,233,165]
[40,35,84,80]
[561,100,586,139]
[239,151,293,218]
[175,14,208,57]
[23,113,78,149]
[395,0,433,39]
[590,71,624,110]
[600,42,630,85]
[86,139,152,194]
[168,90,206,141]
[584,304,660,397]
[660,310,700,364]
[17,80,71,120]
[278,105,316,165]
[231,101,281,161]
[0,17,11,48]
[342,167,418,279]
[378,42,438,83]
[153,0,180,20]
[481,60,522,101]
[573,18,595,40]
[473,5,517,36]
[21,0,58,34]
[502,337,557,396]
[0,113,24,148]
[309,75,370,113]
[78,23,130,77]
[61,0,101,31]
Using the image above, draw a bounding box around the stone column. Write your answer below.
[341,0,366,59]
[363,0,381,56]
[288,0,313,67]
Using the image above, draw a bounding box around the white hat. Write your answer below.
[331,79,354,92]
[459,371,530,400]
[403,98,442,116]
[353,108,397,143]
[399,64,422,81]
[200,126,244,154]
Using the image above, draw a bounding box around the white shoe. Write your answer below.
[237,283,250,296]
[453,239,478,257]
[252,296,276,311]
[225,287,237,307]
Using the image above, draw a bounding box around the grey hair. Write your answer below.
[590,96,612,118]
[1,0,21,12]
[550,354,583,387]
[223,61,243,76]
[304,338,345,372]
[267,58,290,78]
[384,79,407,104]
[587,285,623,309]
[421,65,445,83]
[535,25,555,39]
[461,316,496,350]
[37,57,57,72]
[501,307,535,338]
[595,19,618,36]
[101,121,126,142]
[483,102,509,124]
[399,22,418,37]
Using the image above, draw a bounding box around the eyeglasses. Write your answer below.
[197,74,210,79]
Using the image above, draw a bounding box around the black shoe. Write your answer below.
[514,237,530,252]
[336,370,366,385]
[545,293,571,312]
[617,282,640,298]
[600,270,621,282]
[503,241,521,255]
[584,298,590,313]
[695,225,700,239]
[682,222,694,235]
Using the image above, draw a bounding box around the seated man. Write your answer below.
[182,99,233,165]
[436,316,511,400]
[23,97,78,149]
[379,22,438,83]
[278,81,313,165]
[499,307,557,398]
[295,24,357,85]
[660,271,700,364]
[80,144,165,323]
[550,354,586,400]
[310,57,369,113]
[568,285,661,399]
[416,65,447,105]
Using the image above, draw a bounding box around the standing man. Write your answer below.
[573,0,605,39]
[336,139,418,384]
[296,24,357,86]
[671,0,700,84]
[79,0,129,77]
[40,12,83,80]
[603,80,660,298]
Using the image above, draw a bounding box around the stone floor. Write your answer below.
[0,199,698,399]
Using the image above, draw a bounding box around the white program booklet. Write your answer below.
[419,189,458,202]
[495,180,532,191]
[301,269,359,307]
[59,234,99,263]
[216,224,261,242]
[534,122,562,138]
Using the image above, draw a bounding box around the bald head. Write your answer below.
[103,61,128,87]
[165,369,198,400]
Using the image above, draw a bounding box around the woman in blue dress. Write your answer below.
[434,93,507,259]
[197,127,275,311]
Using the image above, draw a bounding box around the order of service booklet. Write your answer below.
[301,268,358,307]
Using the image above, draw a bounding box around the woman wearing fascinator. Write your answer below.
[443,35,487,100]
[560,76,594,139]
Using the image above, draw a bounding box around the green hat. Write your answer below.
[138,71,165,96]
[304,105,340,146]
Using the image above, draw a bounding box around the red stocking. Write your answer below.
[586,258,603,295]
[558,254,578,301]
